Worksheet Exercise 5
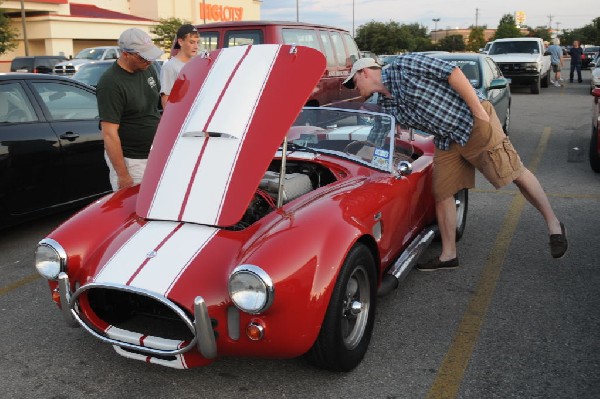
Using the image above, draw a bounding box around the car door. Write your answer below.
[27,79,111,203]
[0,80,63,216]
[485,57,509,123]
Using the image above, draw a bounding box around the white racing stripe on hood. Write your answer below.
[147,45,280,225]
[94,221,217,296]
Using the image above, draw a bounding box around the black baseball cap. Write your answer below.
[174,24,198,49]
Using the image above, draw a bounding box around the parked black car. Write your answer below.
[582,46,599,69]
[0,73,111,229]
[10,55,68,74]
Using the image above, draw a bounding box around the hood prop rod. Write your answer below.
[276,136,289,208]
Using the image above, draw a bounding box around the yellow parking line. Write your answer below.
[425,127,551,399]
[0,273,41,297]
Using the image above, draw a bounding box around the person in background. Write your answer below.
[96,28,163,191]
[160,24,200,108]
[343,56,568,270]
[547,38,564,87]
[569,40,583,83]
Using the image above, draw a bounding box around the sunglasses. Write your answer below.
[128,52,151,64]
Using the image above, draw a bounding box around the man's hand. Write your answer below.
[117,173,134,190]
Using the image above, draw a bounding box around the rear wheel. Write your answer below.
[306,244,376,371]
[590,126,600,173]
[455,188,469,241]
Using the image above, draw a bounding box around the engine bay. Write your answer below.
[231,160,337,230]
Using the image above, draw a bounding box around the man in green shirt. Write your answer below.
[97,28,163,191]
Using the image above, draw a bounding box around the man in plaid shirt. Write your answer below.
[344,55,568,269]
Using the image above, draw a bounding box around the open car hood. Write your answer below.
[137,45,326,227]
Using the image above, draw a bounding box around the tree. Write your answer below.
[355,21,432,54]
[438,34,466,52]
[560,17,600,46]
[526,26,551,41]
[0,4,18,55]
[150,17,190,53]
[467,26,486,52]
[494,14,522,39]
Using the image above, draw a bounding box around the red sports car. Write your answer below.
[35,44,467,371]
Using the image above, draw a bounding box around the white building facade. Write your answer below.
[0,0,262,71]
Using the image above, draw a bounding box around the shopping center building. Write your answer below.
[0,0,262,72]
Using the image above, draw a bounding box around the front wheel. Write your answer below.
[541,71,550,88]
[306,244,376,371]
[502,106,511,135]
[531,77,541,94]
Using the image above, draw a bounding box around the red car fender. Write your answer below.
[216,193,372,357]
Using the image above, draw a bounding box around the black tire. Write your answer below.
[455,188,469,241]
[590,126,600,173]
[541,71,550,88]
[502,105,511,135]
[306,244,376,371]
[531,77,541,94]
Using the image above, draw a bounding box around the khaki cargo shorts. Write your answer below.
[432,101,524,202]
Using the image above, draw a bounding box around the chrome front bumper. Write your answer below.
[57,272,217,359]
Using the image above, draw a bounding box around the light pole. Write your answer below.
[352,0,355,37]
[20,0,29,55]
[432,18,440,43]
[296,0,299,22]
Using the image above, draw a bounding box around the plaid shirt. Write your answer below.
[377,53,485,150]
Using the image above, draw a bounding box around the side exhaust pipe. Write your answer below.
[377,227,436,297]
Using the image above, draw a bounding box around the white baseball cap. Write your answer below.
[343,58,381,89]
[118,28,163,61]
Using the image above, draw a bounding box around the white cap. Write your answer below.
[343,58,381,89]
[118,28,163,61]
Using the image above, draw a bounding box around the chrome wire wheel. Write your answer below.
[341,265,370,350]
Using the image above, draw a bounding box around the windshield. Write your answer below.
[490,41,540,55]
[436,58,480,87]
[72,63,112,86]
[75,48,106,60]
[287,107,396,171]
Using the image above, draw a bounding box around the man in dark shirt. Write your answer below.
[569,40,583,83]
[344,56,568,269]
[97,28,163,191]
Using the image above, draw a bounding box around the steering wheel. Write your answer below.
[343,140,375,155]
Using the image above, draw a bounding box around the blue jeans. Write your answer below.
[570,63,582,82]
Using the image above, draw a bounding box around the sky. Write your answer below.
[260,0,597,36]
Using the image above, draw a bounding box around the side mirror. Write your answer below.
[489,77,509,90]
[395,161,412,178]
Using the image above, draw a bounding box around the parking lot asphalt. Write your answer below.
[1,63,599,399]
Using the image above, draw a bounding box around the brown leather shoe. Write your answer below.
[416,257,459,272]
[550,222,568,259]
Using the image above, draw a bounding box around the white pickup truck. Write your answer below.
[488,37,551,94]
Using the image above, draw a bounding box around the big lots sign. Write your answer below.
[200,3,244,22]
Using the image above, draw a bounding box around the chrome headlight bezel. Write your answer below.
[35,238,67,280]
[228,265,274,314]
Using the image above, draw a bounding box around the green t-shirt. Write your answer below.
[97,62,161,159]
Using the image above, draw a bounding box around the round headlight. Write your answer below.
[228,265,274,314]
[35,239,67,280]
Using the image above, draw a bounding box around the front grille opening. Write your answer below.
[87,288,194,342]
